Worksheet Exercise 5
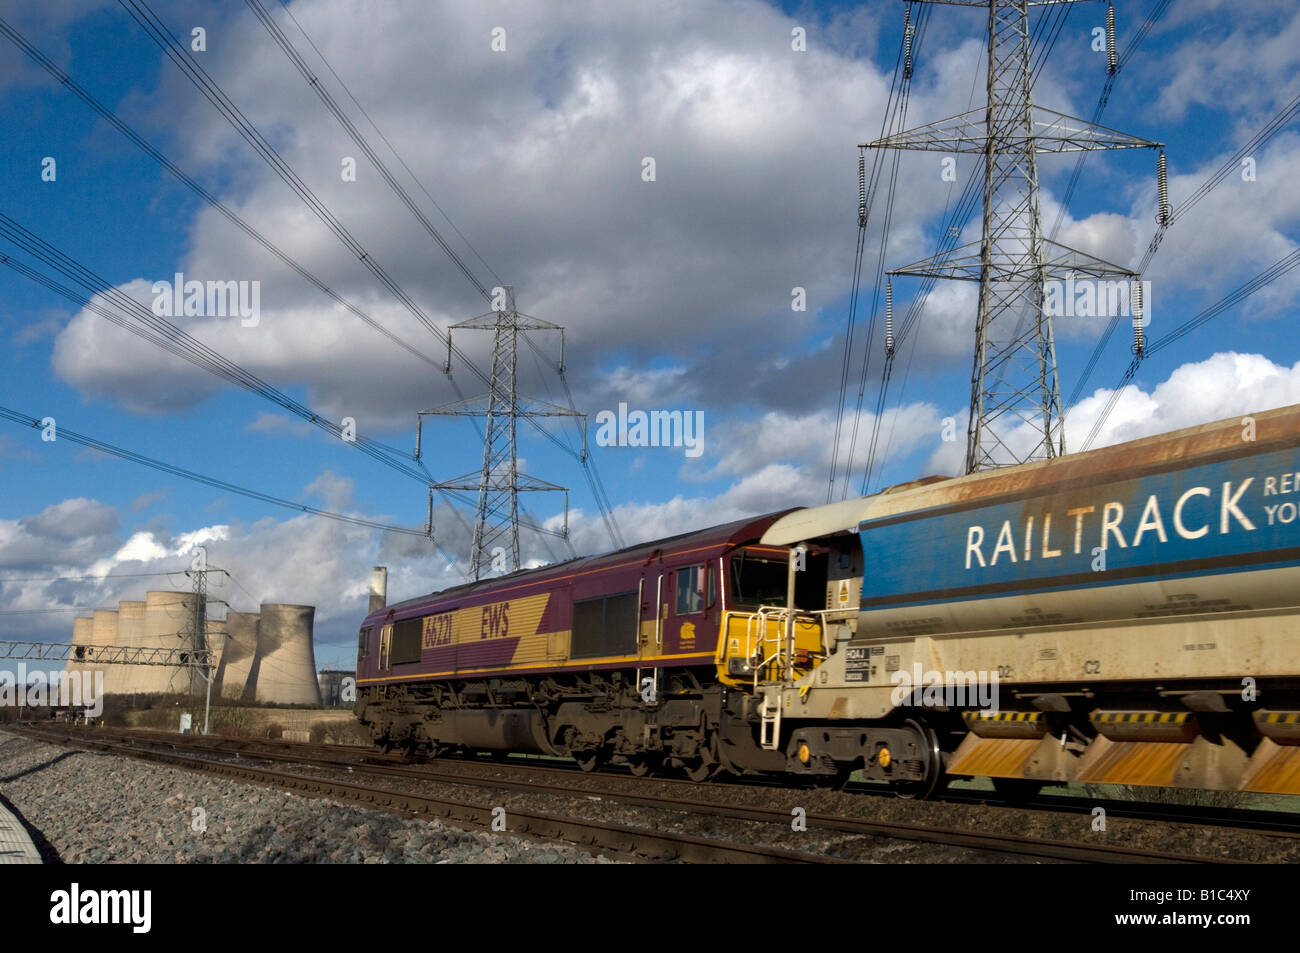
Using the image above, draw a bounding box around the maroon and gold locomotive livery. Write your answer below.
[354,512,841,778]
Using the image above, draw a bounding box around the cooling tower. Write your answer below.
[65,617,93,679]
[142,590,195,696]
[216,611,258,700]
[253,603,322,706]
[115,601,147,695]
[205,617,228,682]
[91,609,118,695]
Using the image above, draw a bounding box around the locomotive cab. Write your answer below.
[715,534,861,690]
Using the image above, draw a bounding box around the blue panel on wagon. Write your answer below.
[858,447,1300,608]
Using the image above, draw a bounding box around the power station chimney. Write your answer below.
[369,566,388,613]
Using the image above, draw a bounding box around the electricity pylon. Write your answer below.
[864,0,1165,472]
[184,556,226,734]
[417,287,579,579]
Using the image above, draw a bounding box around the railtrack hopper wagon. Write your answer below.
[356,405,1300,797]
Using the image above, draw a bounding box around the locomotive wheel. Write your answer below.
[894,718,946,800]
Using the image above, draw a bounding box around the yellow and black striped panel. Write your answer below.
[966,711,1041,723]
[1254,710,1300,744]
[1092,711,1190,725]
[963,710,1045,739]
[1090,710,1197,742]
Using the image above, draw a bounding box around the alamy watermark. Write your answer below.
[1044,277,1151,327]
[151,271,260,327]
[0,665,104,717]
[889,663,1000,711]
[594,402,704,458]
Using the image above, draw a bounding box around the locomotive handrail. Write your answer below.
[731,605,826,689]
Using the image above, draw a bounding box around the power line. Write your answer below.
[272,0,506,292]
[1068,83,1300,408]
[244,0,492,303]
[120,0,619,553]
[844,0,1073,495]
[0,229,559,550]
[0,12,544,570]
[1081,243,1300,451]
[0,403,430,537]
[240,0,623,552]
[0,220,429,484]
[115,0,501,399]
[0,607,106,616]
[0,15,442,373]
[0,12,592,557]
[864,0,1160,474]
[0,571,179,584]
[1048,0,1171,243]
[828,2,922,501]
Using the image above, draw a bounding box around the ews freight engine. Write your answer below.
[354,405,1300,797]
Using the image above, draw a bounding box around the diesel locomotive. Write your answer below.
[354,404,1300,797]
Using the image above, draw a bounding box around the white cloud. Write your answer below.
[41,0,1014,427]
[112,531,169,563]
[1069,351,1300,449]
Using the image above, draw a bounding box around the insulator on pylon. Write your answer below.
[857,151,868,228]
[903,8,914,79]
[1131,280,1145,358]
[1106,4,1117,76]
[885,280,896,358]
[1156,150,1170,228]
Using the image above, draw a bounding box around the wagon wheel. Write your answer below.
[574,749,603,773]
[894,718,946,800]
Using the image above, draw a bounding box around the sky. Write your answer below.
[2,0,1298,669]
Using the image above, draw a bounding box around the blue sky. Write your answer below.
[2,0,1299,666]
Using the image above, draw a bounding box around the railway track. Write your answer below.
[9,724,1246,863]
[86,726,1300,838]
[6,724,836,864]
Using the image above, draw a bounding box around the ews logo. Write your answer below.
[480,603,510,640]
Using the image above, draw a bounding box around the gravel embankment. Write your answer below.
[0,730,614,864]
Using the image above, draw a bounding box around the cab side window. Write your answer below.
[675,564,711,615]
